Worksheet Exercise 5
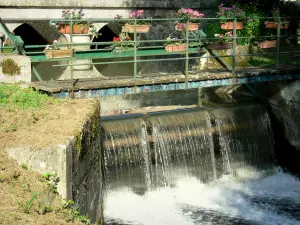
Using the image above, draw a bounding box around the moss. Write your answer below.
[2,58,21,76]
[91,101,100,139]
[75,132,83,159]
[75,100,100,160]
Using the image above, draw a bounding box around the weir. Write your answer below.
[98,103,300,225]
[101,103,275,190]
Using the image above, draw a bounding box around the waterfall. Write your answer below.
[148,109,216,187]
[101,104,300,225]
[212,104,274,177]
[101,116,151,192]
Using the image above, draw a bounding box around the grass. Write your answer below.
[0,84,57,109]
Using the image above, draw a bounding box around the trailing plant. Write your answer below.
[217,3,246,23]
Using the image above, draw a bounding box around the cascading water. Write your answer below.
[148,109,216,186]
[101,104,300,225]
[212,105,275,177]
[101,116,151,191]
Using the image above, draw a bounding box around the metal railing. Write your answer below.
[1,16,300,96]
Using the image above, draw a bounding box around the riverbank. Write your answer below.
[0,84,99,224]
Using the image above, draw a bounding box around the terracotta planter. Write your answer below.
[264,21,289,29]
[175,22,200,31]
[122,24,150,33]
[207,42,233,50]
[257,40,277,48]
[58,24,89,34]
[165,44,187,52]
[44,49,72,59]
[221,21,244,30]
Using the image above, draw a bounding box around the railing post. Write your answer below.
[232,19,237,77]
[185,20,189,89]
[70,20,74,98]
[133,19,137,93]
[276,17,281,74]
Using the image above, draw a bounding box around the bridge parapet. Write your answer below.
[0,0,218,9]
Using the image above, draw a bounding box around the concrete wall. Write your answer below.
[5,101,104,224]
[0,54,31,83]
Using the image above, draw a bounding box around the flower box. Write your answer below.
[257,40,277,48]
[122,24,150,33]
[175,22,200,31]
[221,21,244,30]
[58,24,89,34]
[264,21,289,29]
[207,42,233,50]
[165,44,187,52]
[44,49,72,59]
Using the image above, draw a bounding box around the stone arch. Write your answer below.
[13,23,50,47]
[92,23,134,77]
[13,23,67,81]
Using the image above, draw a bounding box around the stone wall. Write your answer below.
[0,0,219,9]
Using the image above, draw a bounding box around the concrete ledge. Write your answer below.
[0,54,31,83]
[5,101,103,224]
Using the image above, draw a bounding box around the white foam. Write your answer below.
[104,169,300,225]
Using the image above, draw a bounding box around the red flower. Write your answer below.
[113,37,121,42]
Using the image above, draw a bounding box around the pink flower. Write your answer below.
[187,8,194,14]
[182,8,188,14]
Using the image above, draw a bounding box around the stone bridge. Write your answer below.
[0,0,218,43]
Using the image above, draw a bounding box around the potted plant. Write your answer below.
[217,4,245,30]
[43,40,72,59]
[121,10,151,33]
[57,9,99,36]
[207,31,233,50]
[164,36,187,52]
[264,8,289,29]
[111,32,136,53]
[175,8,205,31]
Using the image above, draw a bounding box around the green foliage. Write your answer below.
[42,171,59,194]
[216,3,246,22]
[37,201,53,215]
[250,56,276,67]
[0,84,55,108]
[21,164,28,170]
[236,3,263,45]
[17,192,39,214]
[1,58,21,76]
[63,199,91,224]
